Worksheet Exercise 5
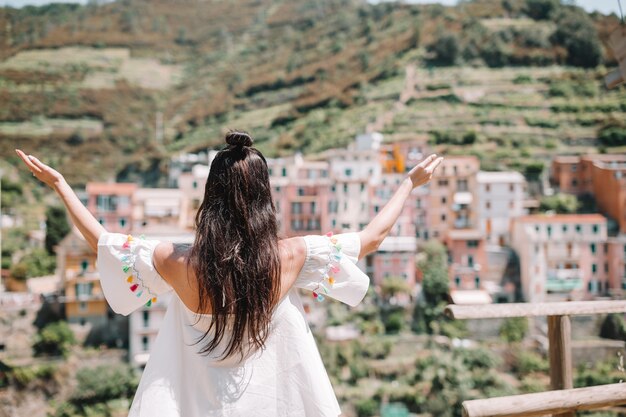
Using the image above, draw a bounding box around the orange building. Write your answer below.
[550,155,626,234]
[57,228,107,326]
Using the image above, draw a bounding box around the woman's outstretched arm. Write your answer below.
[16,149,106,252]
[357,154,443,259]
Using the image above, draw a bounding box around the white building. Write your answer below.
[511,214,608,303]
[477,171,527,246]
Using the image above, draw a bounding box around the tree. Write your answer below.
[33,321,76,358]
[551,7,602,68]
[539,193,579,214]
[599,314,626,341]
[523,0,560,20]
[45,205,70,254]
[412,241,453,334]
[429,33,460,66]
[598,121,626,147]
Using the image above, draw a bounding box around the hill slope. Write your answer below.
[0,0,623,185]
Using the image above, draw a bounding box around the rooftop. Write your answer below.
[515,213,607,224]
[86,182,138,195]
[477,171,526,183]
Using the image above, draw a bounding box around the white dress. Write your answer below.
[96,232,370,417]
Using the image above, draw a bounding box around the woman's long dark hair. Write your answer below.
[188,130,281,359]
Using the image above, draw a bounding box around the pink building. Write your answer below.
[86,182,137,233]
[446,229,488,291]
[512,214,609,303]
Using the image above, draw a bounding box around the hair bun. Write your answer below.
[225,131,253,147]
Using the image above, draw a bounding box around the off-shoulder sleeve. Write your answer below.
[294,232,369,307]
[96,233,173,316]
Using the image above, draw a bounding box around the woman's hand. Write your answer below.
[407,154,444,188]
[15,149,65,189]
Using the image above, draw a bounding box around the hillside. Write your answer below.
[0,0,624,187]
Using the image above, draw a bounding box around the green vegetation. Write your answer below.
[599,314,626,342]
[52,364,138,417]
[10,248,56,281]
[45,205,70,254]
[499,317,528,343]
[33,321,76,358]
[539,193,579,214]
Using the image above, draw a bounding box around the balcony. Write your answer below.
[546,269,583,292]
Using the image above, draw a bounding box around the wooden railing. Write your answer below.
[444,301,626,417]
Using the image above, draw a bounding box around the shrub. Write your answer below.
[33,321,76,358]
[540,193,579,214]
[429,33,460,66]
[599,314,626,341]
[384,312,405,334]
[523,161,544,181]
[499,317,528,343]
[513,74,533,84]
[355,398,379,417]
[514,350,549,376]
[598,123,626,147]
[524,0,560,20]
[71,364,138,405]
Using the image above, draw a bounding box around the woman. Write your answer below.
[16,131,442,417]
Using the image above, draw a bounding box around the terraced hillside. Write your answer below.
[0,0,623,186]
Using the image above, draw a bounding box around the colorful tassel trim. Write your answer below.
[121,234,157,307]
[312,232,342,302]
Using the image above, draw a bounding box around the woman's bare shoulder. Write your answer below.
[278,237,307,288]
[153,242,193,286]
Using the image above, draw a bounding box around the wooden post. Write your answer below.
[547,315,573,417]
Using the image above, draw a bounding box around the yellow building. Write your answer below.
[57,227,108,326]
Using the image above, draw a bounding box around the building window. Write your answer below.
[291,202,302,214]
[486,201,491,210]
[119,217,127,228]
[81,260,89,273]
[562,225,567,232]
[331,185,336,193]
[98,218,105,225]
[592,224,599,234]
[142,336,149,351]
[331,219,336,228]
[474,276,480,289]
[441,214,446,222]
[297,187,304,196]
[343,184,348,193]
[467,240,479,248]
[509,184,514,192]
[576,225,582,233]
[455,276,461,287]
[590,243,596,254]
[311,202,316,214]
[374,206,379,213]
[281,168,287,177]
[345,168,352,177]
[360,183,365,192]
[192,180,198,189]
[79,301,87,312]
[457,179,468,191]
[96,195,117,212]
[485,184,491,192]
[468,255,474,267]
[535,225,540,232]
[438,179,449,187]
[547,226,552,237]
[441,197,447,204]
[143,310,149,328]
[75,282,93,298]
[592,263,597,274]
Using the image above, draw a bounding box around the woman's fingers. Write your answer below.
[430,156,444,172]
[16,149,43,174]
[418,154,438,168]
[28,155,49,172]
